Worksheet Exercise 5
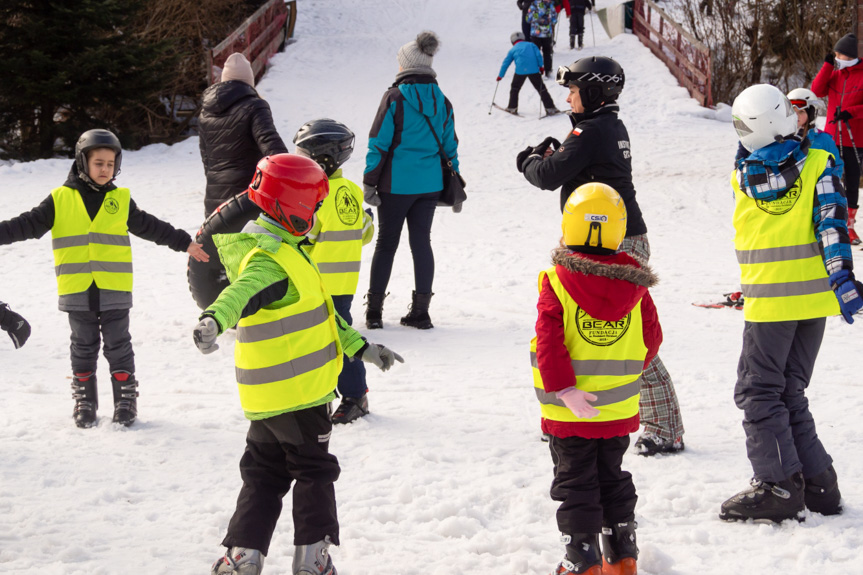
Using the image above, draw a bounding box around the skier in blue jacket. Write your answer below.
[498,32,561,116]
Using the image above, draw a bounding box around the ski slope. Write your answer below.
[1,1,862,573]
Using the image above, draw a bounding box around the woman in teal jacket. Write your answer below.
[363,31,460,331]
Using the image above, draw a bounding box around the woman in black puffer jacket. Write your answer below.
[198,53,287,217]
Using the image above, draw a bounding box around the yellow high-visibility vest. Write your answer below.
[51,186,132,295]
[307,176,364,296]
[732,148,840,322]
[530,267,646,424]
[234,243,343,413]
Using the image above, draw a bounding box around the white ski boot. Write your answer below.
[293,537,337,575]
[211,547,265,575]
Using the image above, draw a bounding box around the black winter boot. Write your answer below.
[332,393,369,425]
[570,34,575,49]
[400,291,434,329]
[601,519,638,575]
[110,371,138,426]
[71,372,98,428]
[578,34,584,49]
[365,292,386,329]
[804,464,842,516]
[719,472,805,523]
[559,532,603,574]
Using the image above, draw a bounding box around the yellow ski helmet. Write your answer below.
[562,183,627,251]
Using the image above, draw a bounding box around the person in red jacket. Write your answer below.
[812,33,863,244]
[532,183,661,575]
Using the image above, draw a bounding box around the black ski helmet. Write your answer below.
[556,56,625,112]
[511,31,525,44]
[292,119,355,177]
[75,129,122,182]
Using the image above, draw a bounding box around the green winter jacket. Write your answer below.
[205,217,367,420]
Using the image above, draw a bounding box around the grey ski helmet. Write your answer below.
[75,129,122,181]
[511,31,525,44]
[556,56,625,112]
[293,118,355,177]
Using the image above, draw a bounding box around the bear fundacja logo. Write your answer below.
[755,178,802,215]
[335,186,360,226]
[103,198,120,214]
[575,307,631,346]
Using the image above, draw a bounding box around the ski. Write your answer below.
[491,103,522,116]
[692,292,744,310]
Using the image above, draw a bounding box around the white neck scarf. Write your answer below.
[836,58,859,70]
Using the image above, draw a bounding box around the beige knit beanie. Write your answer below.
[397,31,440,73]
[221,53,255,87]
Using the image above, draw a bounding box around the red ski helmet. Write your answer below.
[247,154,329,236]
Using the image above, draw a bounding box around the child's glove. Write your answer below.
[825,52,835,66]
[363,184,381,207]
[497,76,503,81]
[0,303,31,349]
[556,387,600,419]
[452,202,463,213]
[830,270,863,324]
[359,342,404,372]
[193,316,221,354]
[540,67,545,75]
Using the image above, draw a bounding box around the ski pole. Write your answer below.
[489,80,500,115]
[553,20,559,47]
[589,8,595,47]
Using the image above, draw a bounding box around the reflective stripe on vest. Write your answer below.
[530,266,646,424]
[234,244,343,413]
[732,148,840,322]
[51,186,132,295]
[307,177,364,295]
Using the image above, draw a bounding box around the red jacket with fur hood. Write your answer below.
[535,248,662,439]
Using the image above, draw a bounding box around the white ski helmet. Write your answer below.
[732,84,799,152]
[787,87,825,126]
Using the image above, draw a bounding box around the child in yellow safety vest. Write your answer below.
[294,118,376,425]
[192,154,402,575]
[531,183,661,575]
[0,129,209,428]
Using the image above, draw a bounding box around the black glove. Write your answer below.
[516,145,534,173]
[0,302,31,349]
[532,136,562,157]
[826,52,835,66]
[834,109,852,124]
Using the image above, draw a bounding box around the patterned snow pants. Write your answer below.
[619,234,685,441]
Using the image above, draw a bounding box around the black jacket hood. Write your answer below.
[202,81,258,115]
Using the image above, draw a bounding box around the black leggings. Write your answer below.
[369,192,438,294]
[530,35,554,73]
[840,146,860,209]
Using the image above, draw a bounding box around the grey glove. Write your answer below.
[452,202,463,213]
[193,316,220,354]
[0,303,30,349]
[363,184,381,207]
[360,343,404,371]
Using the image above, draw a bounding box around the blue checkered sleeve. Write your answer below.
[813,156,852,275]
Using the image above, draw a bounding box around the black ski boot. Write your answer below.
[719,472,805,523]
[578,34,584,50]
[71,371,98,428]
[400,291,434,329]
[332,393,369,425]
[570,34,575,49]
[600,519,638,575]
[804,464,842,516]
[552,533,602,574]
[365,292,386,329]
[110,370,139,426]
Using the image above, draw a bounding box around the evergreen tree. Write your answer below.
[0,0,173,160]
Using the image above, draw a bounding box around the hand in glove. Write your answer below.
[833,108,852,124]
[496,76,502,82]
[830,270,863,324]
[0,303,31,349]
[193,316,221,354]
[359,342,404,372]
[825,52,835,66]
[452,202,463,213]
[533,136,562,157]
[556,387,600,419]
[516,145,534,173]
[540,67,545,75]
[363,184,381,207]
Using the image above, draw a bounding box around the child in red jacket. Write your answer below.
[531,183,661,575]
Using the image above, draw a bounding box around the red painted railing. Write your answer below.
[207,0,298,85]
[632,0,712,107]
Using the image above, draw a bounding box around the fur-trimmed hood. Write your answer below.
[550,247,659,322]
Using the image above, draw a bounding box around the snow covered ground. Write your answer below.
[1,1,862,573]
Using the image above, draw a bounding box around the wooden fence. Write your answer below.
[207,0,298,86]
[632,0,712,107]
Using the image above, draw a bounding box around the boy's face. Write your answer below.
[87,148,116,185]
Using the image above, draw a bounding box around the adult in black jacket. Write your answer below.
[198,53,287,217]
[517,0,532,42]
[517,56,685,457]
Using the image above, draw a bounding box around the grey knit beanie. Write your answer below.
[834,34,858,59]
[397,31,440,73]
[221,53,255,87]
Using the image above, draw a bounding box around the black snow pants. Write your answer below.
[508,73,556,110]
[67,309,134,374]
[530,35,554,74]
[570,9,586,38]
[222,404,341,555]
[548,434,637,535]
[734,318,833,483]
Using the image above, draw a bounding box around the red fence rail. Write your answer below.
[632,0,712,107]
[207,0,298,86]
